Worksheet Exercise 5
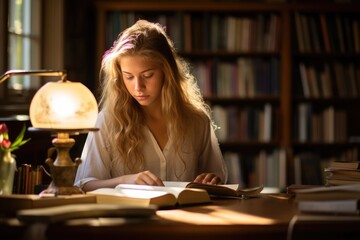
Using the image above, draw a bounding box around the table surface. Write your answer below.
[1,193,360,240]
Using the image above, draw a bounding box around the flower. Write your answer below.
[0,123,31,153]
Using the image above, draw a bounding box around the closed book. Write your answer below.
[0,194,96,217]
[329,161,360,170]
[294,184,360,201]
[325,168,360,180]
[17,204,156,223]
[298,200,360,215]
[326,178,360,186]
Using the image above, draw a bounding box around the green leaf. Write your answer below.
[9,124,31,151]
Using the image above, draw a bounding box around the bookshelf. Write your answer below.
[93,1,360,189]
[290,4,360,185]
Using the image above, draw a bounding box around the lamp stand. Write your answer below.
[42,133,84,195]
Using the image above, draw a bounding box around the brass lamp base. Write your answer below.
[42,165,84,195]
[28,128,98,195]
[42,133,84,195]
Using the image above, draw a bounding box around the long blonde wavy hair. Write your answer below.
[99,20,213,174]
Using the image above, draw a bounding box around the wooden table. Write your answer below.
[1,194,359,240]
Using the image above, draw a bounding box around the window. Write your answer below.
[0,0,63,116]
[8,0,41,91]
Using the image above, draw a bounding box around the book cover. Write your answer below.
[294,184,360,201]
[0,194,96,216]
[294,12,305,52]
[299,63,310,98]
[320,13,331,53]
[17,203,156,223]
[329,161,360,170]
[325,168,360,180]
[325,178,360,186]
[298,199,360,215]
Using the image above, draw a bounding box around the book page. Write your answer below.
[163,181,190,188]
[163,181,239,190]
[88,187,179,207]
[90,187,171,199]
[116,184,198,198]
[115,184,210,205]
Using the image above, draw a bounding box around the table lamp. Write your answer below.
[0,70,98,195]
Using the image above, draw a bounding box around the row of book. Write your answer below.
[13,164,44,194]
[294,12,360,53]
[293,148,358,185]
[221,14,280,53]
[212,104,277,142]
[224,149,287,190]
[297,62,360,98]
[193,58,279,98]
[106,12,281,53]
[295,104,347,143]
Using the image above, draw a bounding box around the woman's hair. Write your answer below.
[99,19,213,174]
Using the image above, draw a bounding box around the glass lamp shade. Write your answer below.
[29,80,98,130]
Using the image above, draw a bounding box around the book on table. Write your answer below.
[325,177,360,186]
[328,161,360,169]
[163,181,264,197]
[0,194,97,216]
[17,203,157,223]
[87,182,264,208]
[293,184,360,201]
[87,183,211,208]
[324,161,360,186]
[294,185,360,215]
[325,168,360,180]
[297,199,360,215]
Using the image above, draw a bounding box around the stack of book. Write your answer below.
[294,185,360,215]
[324,161,360,186]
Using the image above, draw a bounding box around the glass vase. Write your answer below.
[0,150,16,195]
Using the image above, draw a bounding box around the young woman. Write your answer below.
[75,20,227,192]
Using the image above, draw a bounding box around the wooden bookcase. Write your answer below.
[289,3,360,185]
[93,1,360,189]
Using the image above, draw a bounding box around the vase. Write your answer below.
[0,150,16,195]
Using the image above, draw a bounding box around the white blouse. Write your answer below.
[74,111,228,188]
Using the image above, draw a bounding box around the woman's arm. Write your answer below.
[196,116,228,184]
[82,170,164,192]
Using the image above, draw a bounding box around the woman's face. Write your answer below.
[120,55,164,109]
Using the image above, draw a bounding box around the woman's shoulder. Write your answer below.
[95,110,112,129]
[186,110,211,129]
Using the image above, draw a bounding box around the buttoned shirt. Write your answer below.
[74,111,228,188]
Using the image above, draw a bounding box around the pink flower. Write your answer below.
[1,138,11,149]
[0,123,8,134]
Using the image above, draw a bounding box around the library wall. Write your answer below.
[94,0,360,189]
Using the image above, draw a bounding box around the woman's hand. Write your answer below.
[193,173,222,185]
[123,170,164,186]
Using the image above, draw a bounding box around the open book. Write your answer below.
[87,184,211,208]
[87,182,263,208]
